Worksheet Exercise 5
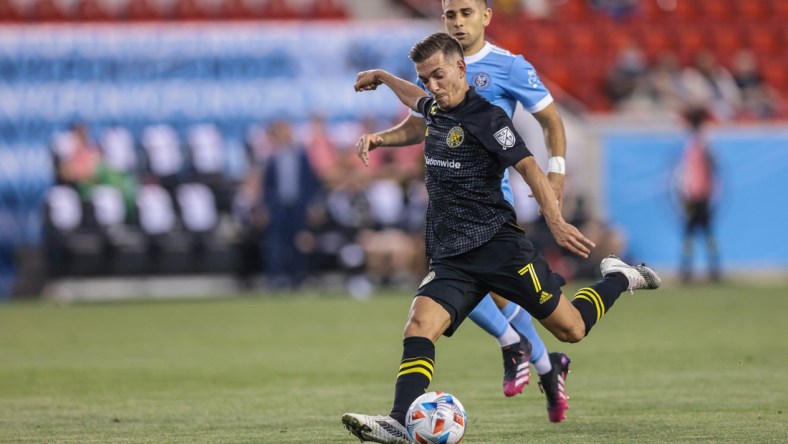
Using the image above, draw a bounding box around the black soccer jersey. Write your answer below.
[418,87,533,259]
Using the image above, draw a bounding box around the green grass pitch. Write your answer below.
[1,283,786,443]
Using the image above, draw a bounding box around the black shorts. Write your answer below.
[684,200,712,232]
[416,223,566,336]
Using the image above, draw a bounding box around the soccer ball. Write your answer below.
[405,391,467,444]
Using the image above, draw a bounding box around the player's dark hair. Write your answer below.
[409,32,464,64]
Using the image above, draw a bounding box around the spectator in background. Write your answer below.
[53,122,137,221]
[304,115,339,182]
[516,0,554,19]
[675,107,721,284]
[681,50,741,121]
[589,0,640,19]
[53,122,102,192]
[232,167,266,289]
[261,120,322,289]
[647,51,687,112]
[604,42,650,110]
[730,49,781,120]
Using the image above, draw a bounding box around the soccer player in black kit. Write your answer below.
[342,32,661,444]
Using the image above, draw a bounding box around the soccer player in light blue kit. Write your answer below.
[354,0,571,422]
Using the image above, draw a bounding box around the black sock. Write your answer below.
[390,336,435,425]
[571,273,628,336]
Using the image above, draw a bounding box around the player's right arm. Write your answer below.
[513,156,594,258]
[354,69,426,111]
[355,115,426,167]
[354,69,428,166]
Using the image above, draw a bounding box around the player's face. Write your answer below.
[442,0,491,56]
[416,51,468,110]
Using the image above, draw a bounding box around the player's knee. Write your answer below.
[553,324,586,343]
[403,317,445,342]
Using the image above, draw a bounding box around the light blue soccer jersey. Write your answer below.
[414,42,553,205]
[465,42,553,121]
[466,42,553,205]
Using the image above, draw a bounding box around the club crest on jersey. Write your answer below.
[494,126,515,150]
[472,72,491,90]
[446,126,464,148]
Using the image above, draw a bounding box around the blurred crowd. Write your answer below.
[604,46,784,121]
[44,115,432,295]
[234,114,429,294]
[45,111,632,294]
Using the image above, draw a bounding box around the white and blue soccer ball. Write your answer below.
[405,391,467,444]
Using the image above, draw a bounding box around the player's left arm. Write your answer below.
[506,57,568,208]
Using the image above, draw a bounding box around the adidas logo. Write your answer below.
[539,291,553,304]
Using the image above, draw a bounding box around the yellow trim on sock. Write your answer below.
[397,367,433,380]
[574,289,605,323]
[400,359,434,373]
[573,294,600,322]
[583,288,606,318]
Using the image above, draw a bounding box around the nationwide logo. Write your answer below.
[425,156,461,169]
[446,126,464,148]
[494,126,515,150]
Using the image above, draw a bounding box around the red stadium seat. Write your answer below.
[672,25,708,63]
[637,25,673,59]
[222,0,257,19]
[670,0,698,22]
[174,0,219,20]
[557,0,590,23]
[760,59,786,91]
[531,25,565,55]
[261,0,301,20]
[637,0,661,20]
[564,25,599,57]
[0,0,24,21]
[127,0,167,21]
[602,25,634,53]
[308,0,348,20]
[746,25,781,56]
[709,25,744,60]
[489,26,527,57]
[31,0,70,21]
[76,0,116,21]
[539,62,572,92]
[735,1,769,21]
[697,2,733,23]
[772,0,788,19]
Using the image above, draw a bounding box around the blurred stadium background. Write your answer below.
[0,0,786,301]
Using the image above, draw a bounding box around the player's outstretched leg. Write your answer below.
[341,413,410,444]
[538,352,571,423]
[600,254,661,292]
[469,295,531,397]
[571,254,661,337]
